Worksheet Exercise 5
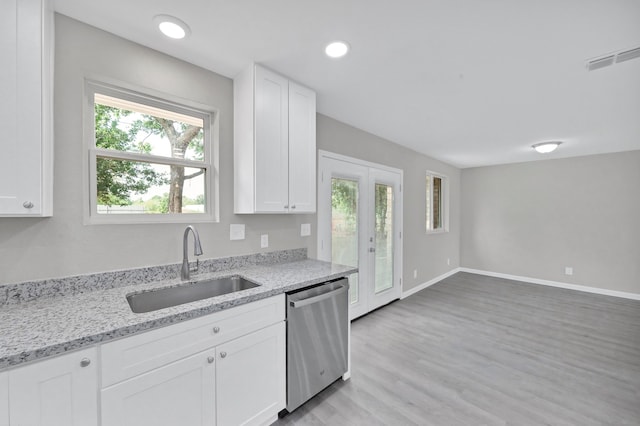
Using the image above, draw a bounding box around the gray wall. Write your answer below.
[461,151,640,294]
[0,15,460,289]
[0,15,314,283]
[314,115,461,292]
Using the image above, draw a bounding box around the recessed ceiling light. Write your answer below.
[532,141,562,154]
[325,41,350,58]
[153,15,191,39]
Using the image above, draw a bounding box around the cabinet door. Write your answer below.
[254,65,289,213]
[0,0,53,216]
[288,82,316,213]
[216,322,285,426]
[101,348,215,426]
[9,347,98,426]
[0,372,8,426]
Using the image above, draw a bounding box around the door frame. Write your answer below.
[317,150,404,318]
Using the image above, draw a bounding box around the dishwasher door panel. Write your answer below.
[286,279,349,412]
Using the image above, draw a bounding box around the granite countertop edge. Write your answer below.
[0,259,356,371]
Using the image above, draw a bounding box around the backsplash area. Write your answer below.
[0,248,306,306]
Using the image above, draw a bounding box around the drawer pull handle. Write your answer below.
[207,356,215,364]
[23,201,34,209]
[220,352,227,359]
[213,326,220,334]
[80,358,91,367]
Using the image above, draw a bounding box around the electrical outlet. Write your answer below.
[261,234,269,248]
[230,224,245,240]
[301,223,311,237]
[565,267,573,276]
[447,258,451,266]
[413,269,417,279]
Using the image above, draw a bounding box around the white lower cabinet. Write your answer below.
[100,294,286,426]
[2,295,286,426]
[101,322,285,426]
[101,349,216,426]
[8,347,98,426]
[0,371,8,426]
[217,322,285,426]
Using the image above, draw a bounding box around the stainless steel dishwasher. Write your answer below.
[285,278,349,412]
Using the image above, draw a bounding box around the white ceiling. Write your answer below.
[53,0,640,168]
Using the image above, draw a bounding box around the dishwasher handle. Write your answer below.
[289,282,348,309]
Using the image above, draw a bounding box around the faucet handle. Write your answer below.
[190,258,200,273]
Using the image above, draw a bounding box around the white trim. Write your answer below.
[460,268,640,301]
[318,150,404,175]
[41,1,54,217]
[401,268,461,299]
[83,78,220,225]
[425,170,449,233]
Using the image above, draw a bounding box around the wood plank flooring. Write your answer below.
[275,272,640,425]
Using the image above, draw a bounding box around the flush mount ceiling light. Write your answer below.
[325,41,350,58]
[532,141,562,154]
[153,14,191,39]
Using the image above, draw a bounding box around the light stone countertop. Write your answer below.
[0,258,356,371]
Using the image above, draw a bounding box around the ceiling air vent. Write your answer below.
[587,55,615,71]
[616,46,640,64]
[587,45,640,71]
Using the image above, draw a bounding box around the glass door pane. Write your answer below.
[331,178,359,304]
[374,184,394,294]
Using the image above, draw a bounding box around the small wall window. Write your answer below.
[85,81,218,224]
[426,171,448,233]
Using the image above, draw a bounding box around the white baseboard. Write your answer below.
[460,268,640,301]
[401,268,462,299]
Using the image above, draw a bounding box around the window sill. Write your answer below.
[426,229,449,235]
[84,213,218,225]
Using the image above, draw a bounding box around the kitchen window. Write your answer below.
[426,171,448,233]
[85,81,218,224]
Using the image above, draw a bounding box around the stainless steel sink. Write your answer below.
[127,276,260,313]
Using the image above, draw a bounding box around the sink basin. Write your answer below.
[127,276,260,313]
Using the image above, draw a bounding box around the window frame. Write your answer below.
[84,79,219,224]
[426,170,449,234]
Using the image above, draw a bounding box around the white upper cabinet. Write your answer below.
[253,66,290,213]
[234,64,316,214]
[287,82,317,213]
[0,0,53,217]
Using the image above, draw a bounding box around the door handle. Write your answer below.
[369,247,375,253]
[289,283,349,308]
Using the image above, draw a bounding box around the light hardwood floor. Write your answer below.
[276,272,640,425]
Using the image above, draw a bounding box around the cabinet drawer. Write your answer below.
[101,294,284,387]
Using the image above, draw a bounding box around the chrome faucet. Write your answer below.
[181,225,203,280]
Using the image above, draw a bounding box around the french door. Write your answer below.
[317,151,403,320]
